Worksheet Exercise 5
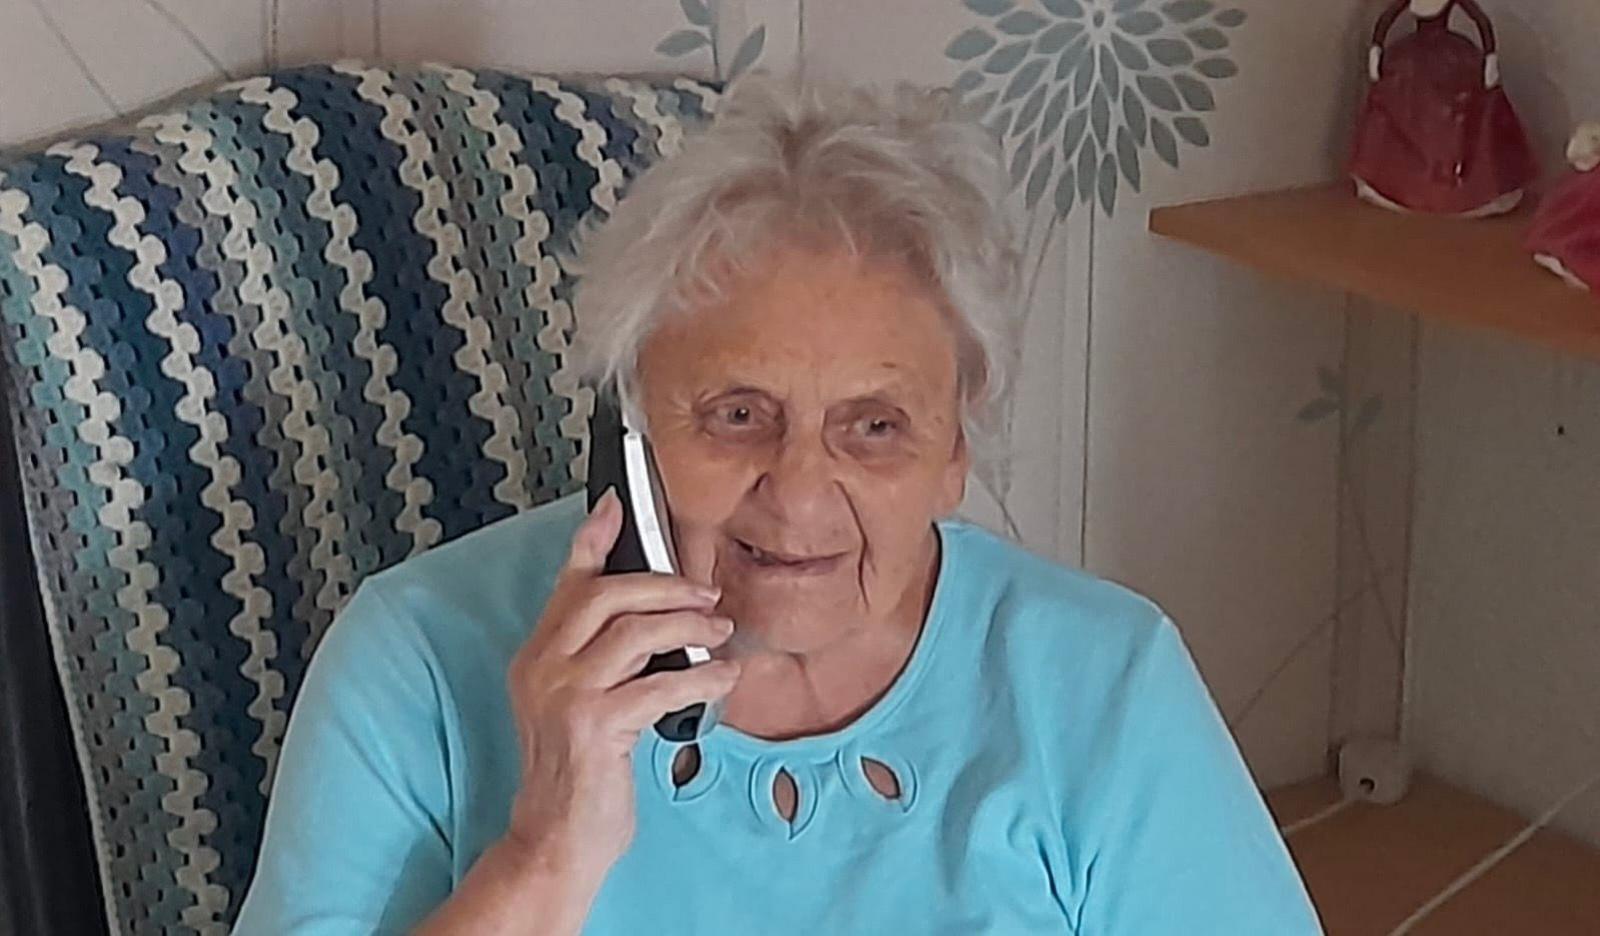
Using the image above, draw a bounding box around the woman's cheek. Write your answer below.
[663,441,759,518]
[841,463,947,558]
[657,441,759,579]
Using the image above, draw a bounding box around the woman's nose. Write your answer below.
[752,433,843,522]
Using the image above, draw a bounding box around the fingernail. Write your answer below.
[715,616,735,635]
[698,585,722,603]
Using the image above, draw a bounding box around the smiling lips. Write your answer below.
[732,537,847,576]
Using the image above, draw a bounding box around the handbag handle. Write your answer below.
[1368,0,1501,89]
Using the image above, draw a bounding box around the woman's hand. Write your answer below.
[505,488,739,875]
[419,491,739,934]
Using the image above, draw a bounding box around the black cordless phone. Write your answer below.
[586,392,714,743]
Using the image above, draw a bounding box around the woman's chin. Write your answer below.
[715,595,859,658]
[708,544,867,653]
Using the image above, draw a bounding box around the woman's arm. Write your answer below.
[232,583,456,934]
[236,495,737,933]
[1070,619,1323,935]
[413,837,601,936]
[230,578,622,936]
[231,582,602,935]
[418,490,739,934]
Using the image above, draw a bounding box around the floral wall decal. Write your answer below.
[943,0,1249,545]
[25,0,122,115]
[1299,365,1384,436]
[1223,365,1402,731]
[140,0,234,79]
[658,0,768,81]
[1299,365,1396,643]
[947,0,1246,219]
[1271,364,1402,708]
[20,0,239,123]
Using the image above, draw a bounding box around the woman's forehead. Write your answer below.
[651,333,957,411]
[644,246,959,388]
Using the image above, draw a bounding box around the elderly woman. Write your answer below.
[235,81,1319,935]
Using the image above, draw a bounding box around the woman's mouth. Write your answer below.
[732,538,846,576]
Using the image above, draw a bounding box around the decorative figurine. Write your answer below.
[1528,122,1600,292]
[1349,0,1538,217]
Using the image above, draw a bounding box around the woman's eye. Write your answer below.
[859,415,900,438]
[702,399,776,439]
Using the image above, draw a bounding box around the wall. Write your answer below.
[0,0,1378,789]
[1402,0,1600,846]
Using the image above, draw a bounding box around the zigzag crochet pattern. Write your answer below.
[0,62,717,935]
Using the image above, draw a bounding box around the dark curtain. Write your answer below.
[0,366,108,936]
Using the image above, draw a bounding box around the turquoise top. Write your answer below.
[235,494,1321,934]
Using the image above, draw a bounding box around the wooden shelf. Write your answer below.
[1150,185,1600,362]
[1267,774,1600,934]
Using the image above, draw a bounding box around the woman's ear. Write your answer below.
[939,427,970,515]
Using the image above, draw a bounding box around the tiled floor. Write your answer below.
[1266,775,1600,935]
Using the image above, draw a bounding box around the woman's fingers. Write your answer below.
[553,573,720,652]
[605,660,742,731]
[578,611,734,686]
[541,488,719,651]
[561,488,624,579]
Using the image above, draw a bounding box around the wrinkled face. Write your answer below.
[636,246,969,655]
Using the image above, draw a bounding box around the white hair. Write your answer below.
[568,76,1021,445]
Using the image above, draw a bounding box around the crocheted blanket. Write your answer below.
[0,62,715,934]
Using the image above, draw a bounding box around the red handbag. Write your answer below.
[1527,124,1600,293]
[1349,0,1538,217]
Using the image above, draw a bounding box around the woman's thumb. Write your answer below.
[565,487,623,575]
